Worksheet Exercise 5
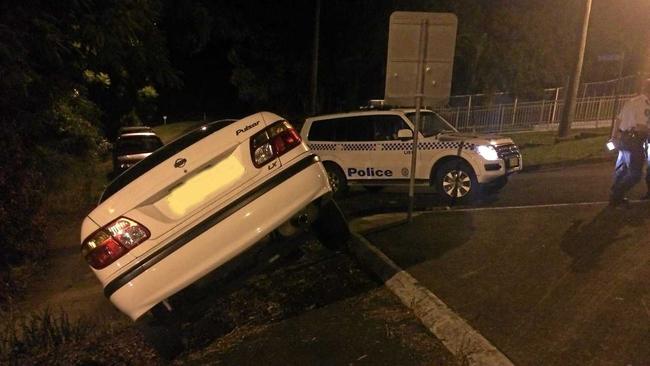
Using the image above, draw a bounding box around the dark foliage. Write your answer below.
[0,0,178,304]
[163,0,649,119]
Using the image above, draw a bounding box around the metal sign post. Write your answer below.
[384,12,457,107]
[407,20,428,223]
[384,12,457,222]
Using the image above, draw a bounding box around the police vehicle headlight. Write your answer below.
[477,145,499,161]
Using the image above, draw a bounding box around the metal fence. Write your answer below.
[434,94,633,133]
[447,74,644,108]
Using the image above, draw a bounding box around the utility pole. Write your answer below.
[558,0,592,138]
[310,0,321,115]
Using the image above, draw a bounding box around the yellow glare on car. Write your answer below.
[166,155,245,217]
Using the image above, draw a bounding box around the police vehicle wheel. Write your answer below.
[324,163,348,197]
[435,160,478,204]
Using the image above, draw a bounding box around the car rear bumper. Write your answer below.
[105,154,330,320]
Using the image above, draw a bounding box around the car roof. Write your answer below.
[304,109,434,122]
[392,108,435,114]
[119,126,154,133]
[118,132,159,138]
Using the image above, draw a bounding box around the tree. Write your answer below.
[0,0,179,303]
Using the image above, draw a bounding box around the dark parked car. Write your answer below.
[113,128,164,173]
[117,126,155,135]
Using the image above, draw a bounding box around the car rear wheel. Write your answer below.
[435,160,479,204]
[311,199,349,251]
[324,163,348,197]
[140,304,185,360]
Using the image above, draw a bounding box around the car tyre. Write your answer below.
[312,199,349,251]
[434,159,479,204]
[324,163,348,197]
[139,304,185,360]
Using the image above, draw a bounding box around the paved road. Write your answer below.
[339,160,648,217]
[345,162,650,365]
[488,161,639,207]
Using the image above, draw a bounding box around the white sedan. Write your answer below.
[81,112,348,321]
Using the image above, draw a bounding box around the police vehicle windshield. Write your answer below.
[405,112,458,137]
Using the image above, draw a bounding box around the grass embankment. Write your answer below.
[506,128,614,168]
[0,123,200,363]
[0,152,129,363]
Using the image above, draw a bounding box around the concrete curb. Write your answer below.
[348,231,514,366]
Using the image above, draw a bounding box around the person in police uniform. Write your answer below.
[609,78,650,206]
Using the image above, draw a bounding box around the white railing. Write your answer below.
[447,74,643,108]
[434,94,634,133]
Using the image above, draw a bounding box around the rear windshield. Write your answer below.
[115,135,163,155]
[100,119,236,203]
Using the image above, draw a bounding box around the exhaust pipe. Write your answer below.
[296,213,310,226]
[277,204,319,238]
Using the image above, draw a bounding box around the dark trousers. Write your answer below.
[611,140,645,202]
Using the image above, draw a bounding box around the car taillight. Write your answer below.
[81,217,150,269]
[250,120,302,167]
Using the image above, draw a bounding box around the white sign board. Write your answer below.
[384,12,457,107]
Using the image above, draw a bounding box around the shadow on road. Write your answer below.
[560,205,647,273]
[364,211,475,270]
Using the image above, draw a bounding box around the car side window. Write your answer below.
[309,115,409,142]
[346,116,374,141]
[373,115,409,141]
[308,118,353,141]
[308,119,336,141]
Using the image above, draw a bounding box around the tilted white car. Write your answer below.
[81,112,347,321]
[301,109,522,202]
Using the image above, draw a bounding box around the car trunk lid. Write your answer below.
[88,112,285,259]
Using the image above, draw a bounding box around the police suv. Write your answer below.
[301,109,522,202]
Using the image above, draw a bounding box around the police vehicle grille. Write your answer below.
[495,144,520,159]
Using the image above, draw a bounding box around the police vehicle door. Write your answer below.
[337,116,374,182]
[369,114,413,182]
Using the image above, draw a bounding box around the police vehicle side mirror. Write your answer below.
[397,129,413,140]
